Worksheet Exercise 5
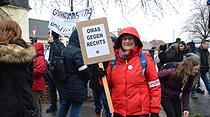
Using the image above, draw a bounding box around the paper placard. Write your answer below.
[76,17,115,65]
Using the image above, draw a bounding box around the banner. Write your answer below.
[76,17,115,65]
[48,7,92,36]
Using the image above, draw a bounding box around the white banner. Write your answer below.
[82,24,110,58]
[48,7,92,36]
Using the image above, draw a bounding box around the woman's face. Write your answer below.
[178,44,185,51]
[192,65,200,76]
[121,35,136,51]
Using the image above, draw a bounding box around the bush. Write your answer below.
[191,114,205,117]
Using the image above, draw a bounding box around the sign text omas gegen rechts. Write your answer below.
[86,26,105,47]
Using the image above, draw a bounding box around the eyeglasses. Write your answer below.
[121,37,134,41]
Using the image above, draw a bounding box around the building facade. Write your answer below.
[0,0,30,42]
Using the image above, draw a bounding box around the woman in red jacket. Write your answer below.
[106,27,161,117]
[32,42,47,117]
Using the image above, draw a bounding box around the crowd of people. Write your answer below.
[0,20,209,117]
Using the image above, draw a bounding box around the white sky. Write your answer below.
[28,0,194,43]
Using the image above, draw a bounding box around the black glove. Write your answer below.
[150,113,159,117]
[98,68,107,78]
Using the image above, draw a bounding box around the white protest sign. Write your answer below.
[82,24,110,58]
[48,7,92,36]
[76,17,115,65]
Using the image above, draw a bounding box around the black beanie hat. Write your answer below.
[52,31,59,39]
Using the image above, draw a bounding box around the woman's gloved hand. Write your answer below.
[150,113,159,117]
[98,68,107,78]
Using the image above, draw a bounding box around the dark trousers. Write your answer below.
[114,113,149,117]
[93,89,111,117]
[161,96,181,117]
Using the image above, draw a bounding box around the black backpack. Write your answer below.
[165,46,176,63]
[51,52,68,82]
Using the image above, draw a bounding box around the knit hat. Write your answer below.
[51,31,59,39]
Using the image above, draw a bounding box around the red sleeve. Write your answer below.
[99,61,112,88]
[145,52,161,113]
[34,56,47,77]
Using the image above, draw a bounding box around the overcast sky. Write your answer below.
[28,0,195,43]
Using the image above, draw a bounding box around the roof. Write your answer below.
[149,40,165,48]
[29,18,49,40]
[143,40,165,50]
[9,0,30,9]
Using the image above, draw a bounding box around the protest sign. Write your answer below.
[76,17,115,65]
[48,7,92,36]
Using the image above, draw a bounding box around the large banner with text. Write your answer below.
[48,7,92,36]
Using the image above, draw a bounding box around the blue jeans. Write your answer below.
[93,89,111,117]
[201,72,210,94]
[57,99,83,117]
[191,86,196,95]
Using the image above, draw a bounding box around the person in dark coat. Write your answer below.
[158,57,200,117]
[165,41,188,63]
[149,47,156,60]
[157,44,167,70]
[45,31,65,113]
[56,29,91,117]
[197,40,210,95]
[0,20,36,117]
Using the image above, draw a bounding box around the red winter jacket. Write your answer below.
[32,43,46,91]
[106,27,161,116]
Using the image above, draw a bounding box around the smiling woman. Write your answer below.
[105,27,161,117]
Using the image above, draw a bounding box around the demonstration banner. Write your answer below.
[48,7,92,36]
[76,17,115,65]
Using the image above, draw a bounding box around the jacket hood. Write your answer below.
[114,27,143,50]
[0,44,36,63]
[69,29,80,48]
[33,43,44,56]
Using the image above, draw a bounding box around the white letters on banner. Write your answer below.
[82,24,110,58]
[48,7,92,36]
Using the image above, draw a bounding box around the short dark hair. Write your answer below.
[176,38,181,42]
[201,40,209,44]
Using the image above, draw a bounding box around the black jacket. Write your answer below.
[56,29,90,102]
[48,39,65,62]
[89,61,108,91]
[0,43,36,117]
[197,46,209,74]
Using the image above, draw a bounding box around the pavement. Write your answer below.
[41,101,167,117]
[41,93,210,117]
[41,80,210,117]
[189,93,210,117]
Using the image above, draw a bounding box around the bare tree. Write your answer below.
[182,0,210,41]
[31,0,181,22]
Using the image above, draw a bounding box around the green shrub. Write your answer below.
[191,114,205,117]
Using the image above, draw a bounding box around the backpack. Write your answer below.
[165,46,176,63]
[51,51,68,82]
[111,52,147,76]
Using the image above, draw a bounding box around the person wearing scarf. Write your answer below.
[105,27,161,117]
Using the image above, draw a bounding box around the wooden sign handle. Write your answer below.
[98,62,114,115]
